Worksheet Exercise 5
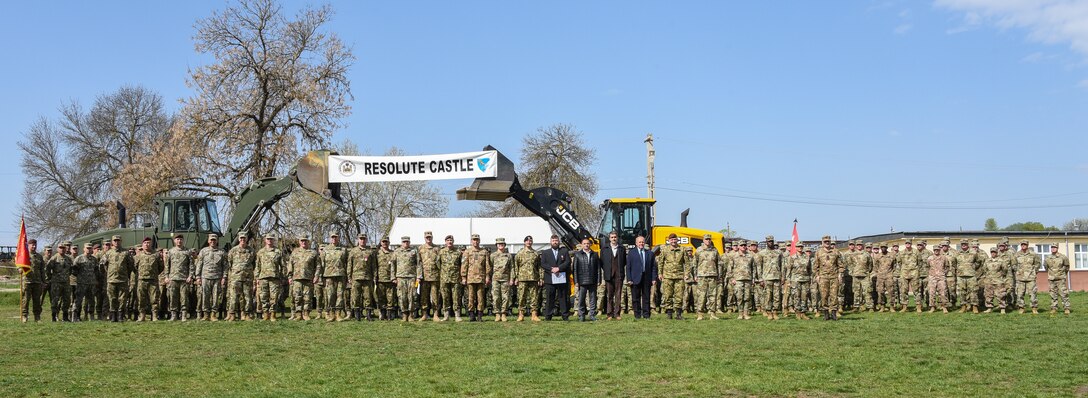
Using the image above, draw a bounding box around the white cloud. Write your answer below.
[1078,79,1088,89]
[1020,51,1044,63]
[935,0,1088,57]
[895,23,914,34]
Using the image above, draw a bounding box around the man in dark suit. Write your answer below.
[539,234,571,321]
[600,231,627,320]
[626,235,657,319]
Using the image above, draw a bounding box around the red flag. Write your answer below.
[15,217,31,275]
[790,219,800,256]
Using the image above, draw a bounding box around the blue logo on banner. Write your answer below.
[477,157,490,171]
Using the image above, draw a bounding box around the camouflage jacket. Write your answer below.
[255,247,284,280]
[289,248,319,281]
[1044,252,1069,281]
[45,254,73,285]
[719,251,736,282]
[694,246,720,278]
[104,248,134,284]
[196,247,227,280]
[926,253,949,279]
[391,246,419,279]
[24,252,46,284]
[376,247,394,282]
[417,243,441,282]
[786,254,811,283]
[72,254,99,285]
[228,245,256,281]
[319,244,348,278]
[897,250,920,279]
[513,247,541,282]
[983,255,1009,285]
[134,250,163,281]
[490,250,513,282]
[658,245,691,281]
[813,247,842,278]
[460,246,491,284]
[438,246,463,283]
[165,247,194,281]
[731,252,755,281]
[955,250,982,278]
[756,248,784,281]
[872,252,895,279]
[1013,250,1040,282]
[347,245,377,281]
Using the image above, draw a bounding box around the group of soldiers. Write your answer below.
[18,230,1074,323]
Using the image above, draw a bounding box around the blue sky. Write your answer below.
[3,1,1087,242]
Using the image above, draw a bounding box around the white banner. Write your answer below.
[328,151,499,182]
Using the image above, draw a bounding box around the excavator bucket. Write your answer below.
[456,145,519,201]
[295,150,343,204]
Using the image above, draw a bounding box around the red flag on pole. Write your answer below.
[15,216,31,275]
[790,219,800,256]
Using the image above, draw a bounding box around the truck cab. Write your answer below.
[155,197,223,249]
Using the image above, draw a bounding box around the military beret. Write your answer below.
[329,232,340,238]
[173,233,185,239]
[522,235,532,242]
[495,238,506,244]
[142,237,153,242]
[381,236,390,242]
[208,234,219,241]
[471,234,480,240]
[298,235,309,241]
[765,235,774,242]
[237,232,249,239]
[111,235,123,241]
[1020,239,1029,245]
[821,235,831,242]
[424,231,433,238]
[989,247,997,252]
[401,236,411,242]
[703,234,712,240]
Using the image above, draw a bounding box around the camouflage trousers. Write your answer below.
[927,277,948,309]
[983,281,1007,310]
[491,280,511,314]
[753,282,764,311]
[945,276,957,307]
[396,278,416,313]
[850,275,871,310]
[49,283,71,316]
[467,282,486,312]
[74,283,95,316]
[695,277,719,314]
[351,280,374,310]
[202,278,223,313]
[660,278,684,312]
[440,282,463,313]
[167,280,192,313]
[20,282,44,318]
[956,276,979,308]
[257,279,280,313]
[722,278,735,311]
[107,282,127,312]
[517,281,540,313]
[899,277,921,307]
[324,276,346,311]
[417,280,438,314]
[762,280,782,312]
[817,277,839,311]
[1049,279,1070,310]
[377,282,396,310]
[291,280,313,312]
[125,279,137,315]
[136,280,160,317]
[789,281,811,312]
[228,279,254,314]
[733,281,752,313]
[875,275,896,308]
[1014,280,1037,309]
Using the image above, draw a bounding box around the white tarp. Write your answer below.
[328,151,498,182]
[388,217,554,250]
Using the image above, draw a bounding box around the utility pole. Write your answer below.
[645,133,656,219]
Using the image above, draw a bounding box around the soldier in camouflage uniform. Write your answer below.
[897,239,922,312]
[195,235,227,321]
[20,239,47,322]
[917,240,933,309]
[71,243,98,322]
[164,234,194,321]
[46,242,73,322]
[953,239,982,313]
[658,233,691,320]
[814,236,842,320]
[939,240,957,309]
[926,249,950,313]
[461,234,491,322]
[255,234,284,321]
[872,243,896,312]
[375,237,396,320]
[785,245,812,319]
[997,239,1016,310]
[93,243,109,320]
[1042,243,1071,314]
[417,232,441,321]
[317,233,348,321]
[102,236,134,322]
[287,236,319,321]
[437,235,464,322]
[391,236,420,322]
[982,247,1008,313]
[513,235,542,322]
[755,236,784,319]
[225,233,255,321]
[489,238,514,322]
[719,241,735,313]
[731,241,756,320]
[348,234,377,321]
[693,234,720,320]
[848,242,873,312]
[1012,240,1040,314]
[132,238,163,321]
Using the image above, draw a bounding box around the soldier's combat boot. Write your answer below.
[530,311,540,322]
[666,310,673,320]
[225,312,235,321]
[20,314,27,323]
[709,312,719,320]
[696,312,704,321]
[325,311,334,322]
[676,310,684,320]
[289,311,298,321]
[1031,308,1038,315]
[899,304,907,313]
[958,306,966,313]
[1000,308,1006,314]
[1049,308,1057,314]
[983,307,992,313]
[1065,309,1071,315]
[972,306,979,314]
[1018,308,1025,314]
[942,307,948,313]
[135,313,144,322]
[915,304,922,313]
[433,311,441,322]
[830,310,838,320]
[455,311,463,322]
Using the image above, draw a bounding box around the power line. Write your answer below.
[677,181,1088,206]
[654,186,1088,210]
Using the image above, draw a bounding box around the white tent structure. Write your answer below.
[388,217,555,250]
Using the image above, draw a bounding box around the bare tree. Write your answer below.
[18,86,173,241]
[473,123,601,227]
[177,0,354,200]
[1063,218,1088,231]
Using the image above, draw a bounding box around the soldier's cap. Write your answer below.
[173,233,185,239]
[1020,239,1029,245]
[903,239,913,245]
[864,243,872,248]
[667,233,678,239]
[919,240,927,245]
[238,232,249,239]
[960,239,969,244]
[703,234,712,240]
[381,236,390,242]
[495,238,506,244]
[61,240,71,246]
[401,236,411,242]
[358,234,368,240]
[879,242,888,247]
[943,236,950,241]
[83,243,93,248]
[208,234,219,241]
[890,242,899,246]
[446,234,455,241]
[998,241,1007,246]
[765,235,774,242]
[45,247,53,252]
[848,240,856,245]
[821,235,831,242]
[264,233,277,240]
[298,235,309,241]
[1001,237,1010,243]
[523,235,532,242]
[941,240,950,246]
[724,241,732,247]
[990,247,998,252]
[747,241,758,246]
[804,247,813,252]
[970,239,980,246]
[111,235,123,241]
[1051,242,1059,247]
[330,232,339,238]
[471,234,480,240]
[142,237,152,243]
[424,231,433,238]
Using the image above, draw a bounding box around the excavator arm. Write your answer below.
[456,146,595,250]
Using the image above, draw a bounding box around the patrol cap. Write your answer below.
[998,241,1008,246]
[142,237,153,243]
[264,233,277,240]
[864,243,873,248]
[401,236,411,242]
[903,239,913,245]
[667,233,678,239]
[960,239,968,245]
[989,247,998,252]
[83,243,93,248]
[765,235,774,242]
[523,235,532,242]
[358,234,368,240]
[970,239,980,246]
[329,232,339,238]
[1051,242,1059,247]
[919,240,927,245]
[941,240,950,246]
[424,231,433,238]
[821,235,831,242]
[703,234,712,240]
[61,241,71,246]
[446,234,456,241]
[381,236,390,242]
[804,247,813,252]
[238,232,249,239]
[724,241,732,247]
[1020,239,1029,245]
[879,242,888,247]
[471,234,480,240]
[747,240,758,246]
[495,238,506,244]
[111,235,123,241]
[173,233,185,239]
[298,235,309,241]
[848,240,856,245]
[208,234,219,241]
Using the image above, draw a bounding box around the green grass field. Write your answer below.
[2,292,1087,397]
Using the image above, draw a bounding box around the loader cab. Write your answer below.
[155,197,223,248]
[598,198,655,247]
